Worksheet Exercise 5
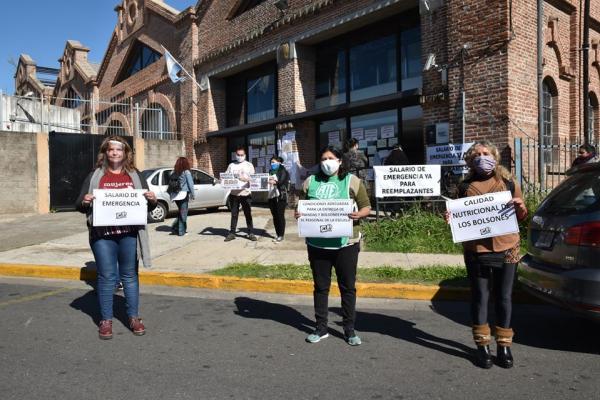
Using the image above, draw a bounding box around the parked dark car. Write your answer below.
[519,162,600,320]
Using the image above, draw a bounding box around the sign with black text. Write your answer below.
[92,189,147,227]
[374,165,441,197]
[220,173,245,190]
[249,173,270,191]
[446,191,518,243]
[297,199,353,238]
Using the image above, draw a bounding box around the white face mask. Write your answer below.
[236,154,245,163]
[321,159,340,176]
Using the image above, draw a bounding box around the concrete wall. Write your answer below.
[142,139,185,169]
[0,131,48,214]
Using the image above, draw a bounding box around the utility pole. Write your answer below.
[583,0,590,144]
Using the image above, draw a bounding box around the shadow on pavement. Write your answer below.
[233,297,317,336]
[331,307,475,364]
[199,227,230,238]
[155,225,173,233]
[69,290,130,329]
[430,298,600,355]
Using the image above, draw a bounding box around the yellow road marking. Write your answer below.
[0,287,73,307]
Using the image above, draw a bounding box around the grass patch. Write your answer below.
[212,263,468,286]
[362,206,462,254]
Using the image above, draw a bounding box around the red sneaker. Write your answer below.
[98,320,113,340]
[129,317,145,336]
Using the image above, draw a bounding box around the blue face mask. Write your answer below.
[270,162,280,170]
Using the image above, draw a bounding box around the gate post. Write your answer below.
[514,137,522,189]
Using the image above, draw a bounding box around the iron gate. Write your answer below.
[49,132,134,210]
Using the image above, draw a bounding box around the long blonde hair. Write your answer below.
[463,140,513,181]
[96,136,135,172]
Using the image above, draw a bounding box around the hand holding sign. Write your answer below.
[446,191,518,243]
[297,199,353,238]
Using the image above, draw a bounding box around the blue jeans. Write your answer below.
[172,195,189,236]
[91,233,139,320]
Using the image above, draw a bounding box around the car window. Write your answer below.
[150,173,159,186]
[191,170,214,185]
[538,170,600,215]
[160,170,172,186]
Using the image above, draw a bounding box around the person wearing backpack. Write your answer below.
[267,155,290,242]
[168,157,195,236]
[444,141,527,369]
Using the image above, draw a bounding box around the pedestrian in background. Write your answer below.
[268,155,289,243]
[444,140,527,369]
[169,157,195,236]
[295,145,371,346]
[76,136,157,340]
[224,146,257,242]
[343,138,368,179]
[571,144,599,167]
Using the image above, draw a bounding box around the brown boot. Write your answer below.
[495,326,514,368]
[472,324,491,346]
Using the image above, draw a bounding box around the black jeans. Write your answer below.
[464,251,516,328]
[268,198,286,237]
[229,195,253,234]
[307,243,360,336]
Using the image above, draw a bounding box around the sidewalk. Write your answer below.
[0,207,468,300]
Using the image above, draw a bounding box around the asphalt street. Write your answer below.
[0,277,598,400]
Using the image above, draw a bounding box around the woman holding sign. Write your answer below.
[76,136,157,340]
[295,146,371,346]
[445,140,527,369]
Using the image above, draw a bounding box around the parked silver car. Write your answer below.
[519,162,600,320]
[142,168,231,222]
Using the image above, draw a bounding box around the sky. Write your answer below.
[0,0,196,94]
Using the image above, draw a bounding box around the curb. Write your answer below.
[0,263,537,303]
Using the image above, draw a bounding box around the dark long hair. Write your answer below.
[315,145,348,181]
[174,157,191,175]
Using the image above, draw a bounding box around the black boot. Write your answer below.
[496,345,514,369]
[475,345,493,369]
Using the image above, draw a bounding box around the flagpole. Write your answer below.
[161,45,203,91]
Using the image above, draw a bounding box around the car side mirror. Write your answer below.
[212,178,218,186]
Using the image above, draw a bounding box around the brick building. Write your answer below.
[12,0,600,187]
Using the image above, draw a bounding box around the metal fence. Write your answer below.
[0,92,179,140]
[514,136,595,193]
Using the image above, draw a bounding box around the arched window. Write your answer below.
[542,78,558,164]
[588,92,598,145]
[140,104,171,140]
[64,87,82,109]
[106,120,126,136]
[116,42,161,84]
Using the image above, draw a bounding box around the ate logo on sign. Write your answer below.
[315,182,339,199]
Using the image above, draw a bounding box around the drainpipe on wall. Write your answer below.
[583,0,590,144]
[537,0,545,189]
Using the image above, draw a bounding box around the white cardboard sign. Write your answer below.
[374,165,441,198]
[297,199,353,238]
[249,173,270,191]
[446,191,519,243]
[220,173,245,190]
[92,189,147,227]
[426,142,473,174]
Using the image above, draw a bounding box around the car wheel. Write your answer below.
[148,201,167,223]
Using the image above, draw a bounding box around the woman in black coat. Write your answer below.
[268,156,290,242]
